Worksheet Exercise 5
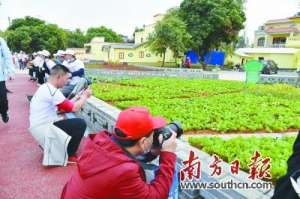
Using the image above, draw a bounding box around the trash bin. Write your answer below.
[244,60,264,83]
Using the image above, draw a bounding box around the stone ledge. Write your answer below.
[78,96,274,199]
[86,68,219,79]
[260,74,298,85]
[133,64,207,73]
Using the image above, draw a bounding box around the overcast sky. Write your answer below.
[0,0,298,43]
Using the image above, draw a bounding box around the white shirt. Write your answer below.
[32,56,44,68]
[30,83,66,127]
[45,59,56,70]
[63,59,85,85]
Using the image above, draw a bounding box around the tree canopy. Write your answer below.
[148,9,191,66]
[3,1,245,58]
[65,29,86,48]
[86,26,123,43]
[5,17,66,53]
[0,30,4,37]
[3,17,124,53]
[7,16,45,31]
[180,0,246,60]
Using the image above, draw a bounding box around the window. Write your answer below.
[257,37,265,47]
[139,51,144,58]
[128,53,134,57]
[119,52,124,59]
[273,37,286,44]
[85,46,91,53]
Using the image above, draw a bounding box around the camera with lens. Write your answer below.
[152,121,183,148]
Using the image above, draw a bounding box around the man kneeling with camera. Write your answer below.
[61,107,178,199]
[29,64,91,166]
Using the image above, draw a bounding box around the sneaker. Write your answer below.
[67,156,78,164]
[1,112,9,123]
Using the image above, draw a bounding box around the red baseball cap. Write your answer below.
[114,107,166,140]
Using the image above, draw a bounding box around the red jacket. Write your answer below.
[61,132,177,199]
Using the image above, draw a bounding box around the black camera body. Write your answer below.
[152,121,183,148]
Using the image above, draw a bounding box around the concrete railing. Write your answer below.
[260,74,298,85]
[78,96,274,199]
[86,68,219,80]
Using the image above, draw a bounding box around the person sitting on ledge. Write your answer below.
[61,107,177,199]
[29,64,92,166]
[61,49,87,98]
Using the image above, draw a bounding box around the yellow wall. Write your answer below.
[287,35,300,48]
[249,53,297,68]
[83,14,178,64]
[113,45,174,63]
[84,39,175,63]
[265,22,291,29]
[85,43,107,61]
[84,37,112,61]
[230,52,298,68]
[226,54,252,66]
[254,18,300,48]
[265,35,273,47]
[67,48,87,61]
[289,17,300,30]
[134,24,155,44]
[134,14,163,44]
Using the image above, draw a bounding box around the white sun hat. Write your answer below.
[40,50,51,57]
[54,50,65,57]
[64,49,75,56]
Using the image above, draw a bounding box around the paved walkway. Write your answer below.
[0,74,75,199]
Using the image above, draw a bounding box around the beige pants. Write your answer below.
[29,123,71,166]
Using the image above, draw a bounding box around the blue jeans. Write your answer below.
[145,163,179,199]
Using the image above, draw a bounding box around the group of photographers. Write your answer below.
[26,49,300,198]
[29,65,179,198]
[27,49,86,94]
[5,36,300,198]
[22,46,180,198]
[61,107,179,199]
[28,48,95,164]
[29,63,179,198]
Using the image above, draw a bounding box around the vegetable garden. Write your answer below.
[189,136,296,181]
[92,77,300,180]
[92,78,300,133]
